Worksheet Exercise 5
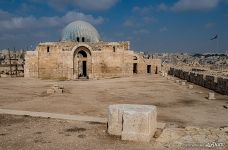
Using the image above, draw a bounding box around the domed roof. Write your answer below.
[61,20,101,43]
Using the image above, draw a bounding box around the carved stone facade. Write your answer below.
[25,41,161,80]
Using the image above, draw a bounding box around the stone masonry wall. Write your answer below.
[168,67,228,95]
[25,41,162,80]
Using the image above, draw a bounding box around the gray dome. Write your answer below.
[61,20,101,43]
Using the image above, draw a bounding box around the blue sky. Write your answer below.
[0,0,228,53]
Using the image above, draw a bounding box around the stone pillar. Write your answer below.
[108,104,157,142]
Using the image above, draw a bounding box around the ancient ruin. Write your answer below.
[25,21,161,80]
[0,0,228,149]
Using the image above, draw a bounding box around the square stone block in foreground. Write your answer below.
[108,104,157,142]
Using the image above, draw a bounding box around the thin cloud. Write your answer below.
[157,3,168,12]
[0,10,104,31]
[171,0,220,12]
[132,5,153,15]
[31,0,120,11]
[159,27,168,32]
[205,22,216,29]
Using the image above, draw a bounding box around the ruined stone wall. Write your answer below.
[25,41,161,80]
[136,55,161,74]
[168,67,228,95]
[0,50,25,77]
[24,51,38,78]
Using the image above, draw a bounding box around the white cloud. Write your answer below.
[76,0,119,10]
[132,5,153,15]
[0,10,12,20]
[0,10,104,31]
[32,0,119,11]
[171,0,220,12]
[0,10,105,48]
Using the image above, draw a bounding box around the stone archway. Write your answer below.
[73,46,92,79]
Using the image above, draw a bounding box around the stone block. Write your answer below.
[176,80,180,84]
[108,104,157,142]
[108,105,124,136]
[181,82,186,86]
[58,85,64,89]
[47,88,55,94]
[56,89,63,94]
[0,74,8,78]
[53,86,59,91]
[208,92,215,100]
[188,85,194,89]
[53,83,59,87]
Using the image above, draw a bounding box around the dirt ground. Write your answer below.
[0,114,227,150]
[0,75,227,128]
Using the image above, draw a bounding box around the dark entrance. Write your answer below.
[78,61,87,77]
[77,50,88,78]
[82,61,87,76]
[147,65,151,73]
[155,66,158,74]
[133,63,138,74]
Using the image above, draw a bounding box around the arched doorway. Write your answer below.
[73,46,91,79]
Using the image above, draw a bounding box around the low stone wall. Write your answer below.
[168,67,228,95]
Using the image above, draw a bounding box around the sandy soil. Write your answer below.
[0,75,227,128]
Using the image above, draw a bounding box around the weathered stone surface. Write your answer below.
[47,84,64,94]
[168,67,228,95]
[181,82,186,86]
[56,89,63,94]
[108,104,157,142]
[0,74,8,78]
[208,92,215,100]
[188,85,194,89]
[25,42,161,80]
[47,88,55,94]
[155,126,228,149]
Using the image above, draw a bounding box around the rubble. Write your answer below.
[47,84,64,94]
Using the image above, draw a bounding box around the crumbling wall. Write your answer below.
[168,67,228,95]
[24,51,38,78]
[0,50,24,77]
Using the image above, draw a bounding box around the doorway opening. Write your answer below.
[147,65,151,73]
[133,63,138,74]
[155,66,158,74]
[82,61,87,76]
[78,60,87,77]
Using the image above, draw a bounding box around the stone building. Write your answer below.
[25,20,161,80]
